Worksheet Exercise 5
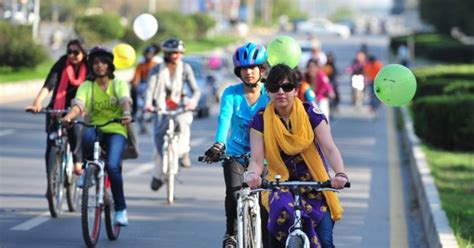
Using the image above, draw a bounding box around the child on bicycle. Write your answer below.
[245,64,349,248]
[201,42,270,248]
[62,46,133,226]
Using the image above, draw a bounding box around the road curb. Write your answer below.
[397,106,458,248]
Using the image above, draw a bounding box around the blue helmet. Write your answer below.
[232,42,267,68]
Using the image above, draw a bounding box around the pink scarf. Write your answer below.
[53,60,87,110]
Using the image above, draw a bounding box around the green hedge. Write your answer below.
[413,64,474,82]
[390,33,474,63]
[415,78,474,98]
[0,21,47,69]
[411,94,474,151]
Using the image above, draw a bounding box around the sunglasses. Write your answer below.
[67,49,81,56]
[267,83,296,93]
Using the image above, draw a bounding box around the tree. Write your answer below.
[419,0,474,35]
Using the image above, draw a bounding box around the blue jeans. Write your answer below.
[82,128,127,211]
[269,211,335,248]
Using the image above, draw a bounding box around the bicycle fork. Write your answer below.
[287,192,310,248]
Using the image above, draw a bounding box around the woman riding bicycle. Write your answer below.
[201,42,270,248]
[26,39,88,177]
[62,46,133,226]
[245,64,349,248]
[144,38,201,190]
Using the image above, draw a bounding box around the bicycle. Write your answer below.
[152,107,190,205]
[72,118,124,248]
[261,175,350,248]
[26,108,80,218]
[198,154,263,248]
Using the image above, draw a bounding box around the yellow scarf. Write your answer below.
[262,98,343,221]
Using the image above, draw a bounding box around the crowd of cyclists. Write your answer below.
[25,35,388,247]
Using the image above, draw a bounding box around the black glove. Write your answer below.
[204,142,225,162]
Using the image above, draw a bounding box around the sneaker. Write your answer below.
[179,153,191,168]
[114,209,128,226]
[150,177,163,191]
[222,234,237,248]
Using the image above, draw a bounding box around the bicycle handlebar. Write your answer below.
[25,108,70,114]
[198,153,251,163]
[261,180,351,190]
[72,118,129,128]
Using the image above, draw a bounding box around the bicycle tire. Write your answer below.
[81,165,101,248]
[166,143,175,205]
[104,187,121,240]
[66,173,80,212]
[242,201,256,248]
[46,147,64,218]
[286,234,305,248]
[66,146,80,212]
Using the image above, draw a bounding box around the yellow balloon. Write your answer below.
[113,43,136,69]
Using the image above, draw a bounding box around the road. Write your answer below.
[0,34,427,247]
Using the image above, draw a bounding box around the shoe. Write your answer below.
[222,234,237,248]
[150,177,163,191]
[179,153,191,168]
[114,209,128,226]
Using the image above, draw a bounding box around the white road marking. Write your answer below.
[0,129,15,136]
[125,161,154,176]
[10,211,50,231]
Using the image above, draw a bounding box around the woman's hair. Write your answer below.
[90,55,115,79]
[67,39,87,57]
[304,58,319,82]
[266,64,300,89]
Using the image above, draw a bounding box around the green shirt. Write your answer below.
[74,79,130,137]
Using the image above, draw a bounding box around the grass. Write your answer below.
[0,60,54,83]
[422,145,474,248]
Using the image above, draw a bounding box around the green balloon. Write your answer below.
[267,36,302,68]
[374,64,417,106]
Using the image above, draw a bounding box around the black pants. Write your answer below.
[45,115,82,173]
[222,159,270,248]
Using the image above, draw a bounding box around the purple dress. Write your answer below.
[250,102,330,247]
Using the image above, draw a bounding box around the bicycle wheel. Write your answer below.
[104,185,121,241]
[46,147,64,218]
[242,202,257,248]
[66,173,80,211]
[66,148,80,212]
[286,233,305,248]
[166,142,175,205]
[81,165,101,248]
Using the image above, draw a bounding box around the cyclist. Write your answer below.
[364,55,383,113]
[245,64,349,248]
[201,42,270,248]
[294,69,316,104]
[62,46,133,226]
[26,39,88,177]
[144,38,201,190]
[130,43,161,134]
[305,59,335,120]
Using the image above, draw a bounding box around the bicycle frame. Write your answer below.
[262,177,349,248]
[237,186,262,248]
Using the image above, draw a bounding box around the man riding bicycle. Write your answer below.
[201,42,270,248]
[245,64,349,248]
[62,46,133,226]
[144,38,201,191]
